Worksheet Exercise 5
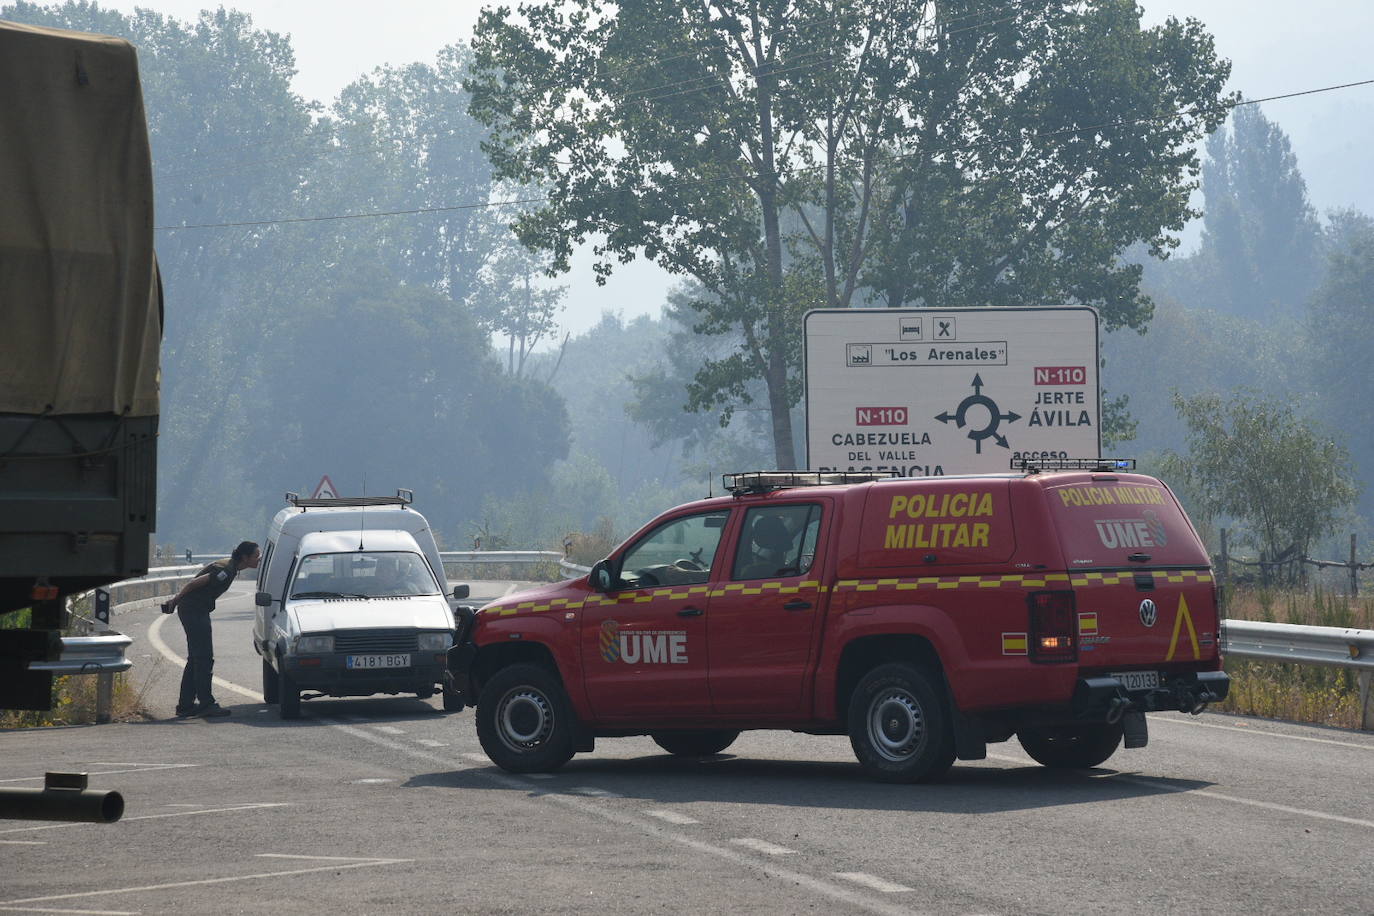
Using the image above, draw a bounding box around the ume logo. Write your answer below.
[600,619,689,665]
[1095,511,1168,549]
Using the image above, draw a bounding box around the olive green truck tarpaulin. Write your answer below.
[0,19,161,418]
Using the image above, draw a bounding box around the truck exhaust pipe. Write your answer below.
[0,773,123,823]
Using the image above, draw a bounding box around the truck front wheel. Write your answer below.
[848,663,955,783]
[1017,722,1123,769]
[476,664,575,773]
[651,730,739,757]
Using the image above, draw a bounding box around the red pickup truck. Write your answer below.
[446,463,1229,782]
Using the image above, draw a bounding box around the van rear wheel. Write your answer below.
[848,663,955,783]
[1018,722,1123,769]
[651,730,739,757]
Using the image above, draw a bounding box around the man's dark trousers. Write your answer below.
[176,606,216,712]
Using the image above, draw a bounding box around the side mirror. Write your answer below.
[452,584,470,600]
[588,559,614,593]
[254,591,273,607]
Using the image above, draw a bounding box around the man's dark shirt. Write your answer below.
[180,558,238,612]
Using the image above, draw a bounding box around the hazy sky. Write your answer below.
[94,0,1374,336]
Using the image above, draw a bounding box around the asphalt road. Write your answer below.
[2,581,1372,915]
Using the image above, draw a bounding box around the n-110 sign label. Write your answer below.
[804,307,1100,476]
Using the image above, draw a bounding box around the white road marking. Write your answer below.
[0,804,289,835]
[644,809,699,825]
[256,854,393,862]
[987,752,1374,831]
[1154,715,1374,751]
[835,873,913,893]
[0,906,140,914]
[415,739,447,748]
[729,838,796,855]
[0,858,411,908]
[0,840,47,846]
[351,778,393,785]
[325,723,921,915]
[569,786,623,798]
[372,726,405,735]
[0,765,195,785]
[462,753,489,764]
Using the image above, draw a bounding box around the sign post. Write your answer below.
[804,307,1100,476]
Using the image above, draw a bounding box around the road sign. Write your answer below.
[804,307,1100,476]
[311,475,339,500]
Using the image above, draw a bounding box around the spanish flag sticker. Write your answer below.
[1002,632,1028,655]
[1078,612,1099,636]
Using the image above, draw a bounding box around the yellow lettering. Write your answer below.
[889,495,908,519]
[952,525,970,547]
[973,492,993,516]
[971,523,989,547]
[950,493,968,517]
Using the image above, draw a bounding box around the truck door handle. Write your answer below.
[677,607,704,617]
[784,600,812,611]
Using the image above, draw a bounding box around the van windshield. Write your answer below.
[289,551,439,599]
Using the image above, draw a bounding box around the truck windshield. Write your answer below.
[289,551,439,598]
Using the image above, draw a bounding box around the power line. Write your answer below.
[154,78,1374,233]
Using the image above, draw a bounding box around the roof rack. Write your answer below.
[284,488,414,509]
[1012,458,1136,474]
[722,470,897,495]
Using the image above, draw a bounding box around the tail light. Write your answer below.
[1027,590,1077,663]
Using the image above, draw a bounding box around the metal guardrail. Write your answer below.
[440,550,564,565]
[1222,620,1374,729]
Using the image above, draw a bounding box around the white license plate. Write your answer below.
[1112,670,1159,691]
[346,654,410,670]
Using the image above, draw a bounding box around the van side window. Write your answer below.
[733,504,821,581]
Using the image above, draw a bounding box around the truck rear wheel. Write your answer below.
[1017,722,1123,769]
[848,663,955,783]
[651,730,739,757]
[476,664,575,773]
[262,658,279,704]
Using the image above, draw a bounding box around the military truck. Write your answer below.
[0,20,162,710]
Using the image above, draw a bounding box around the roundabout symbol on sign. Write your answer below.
[935,374,1022,454]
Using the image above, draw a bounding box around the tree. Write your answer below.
[1307,210,1374,517]
[471,246,567,377]
[468,0,1233,467]
[1161,391,1358,582]
[1193,103,1323,318]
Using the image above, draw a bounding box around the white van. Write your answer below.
[252,490,469,718]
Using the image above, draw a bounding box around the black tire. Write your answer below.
[278,661,301,720]
[1017,722,1124,769]
[415,687,435,700]
[262,658,279,704]
[441,682,464,713]
[847,663,955,783]
[475,664,576,773]
[651,729,740,757]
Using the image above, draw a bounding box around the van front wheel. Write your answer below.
[278,662,301,719]
[262,658,279,704]
[476,664,575,773]
[848,663,955,783]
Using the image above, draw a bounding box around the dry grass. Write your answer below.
[0,654,169,729]
[1219,587,1372,729]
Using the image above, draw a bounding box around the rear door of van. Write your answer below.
[1043,475,1220,679]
